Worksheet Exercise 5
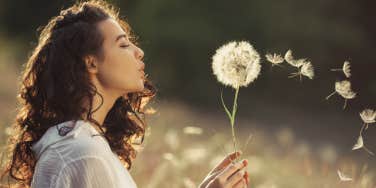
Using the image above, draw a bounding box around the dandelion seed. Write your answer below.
[284,50,304,68]
[212,41,261,89]
[326,80,357,109]
[300,61,314,79]
[360,109,376,124]
[359,109,376,131]
[352,135,364,150]
[337,170,353,181]
[343,61,351,78]
[352,135,374,156]
[288,60,314,81]
[265,53,284,66]
[183,126,203,135]
[284,50,294,65]
[331,61,351,78]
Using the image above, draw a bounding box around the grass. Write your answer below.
[130,101,376,188]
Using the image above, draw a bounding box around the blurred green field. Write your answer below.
[0,36,375,188]
[129,101,376,188]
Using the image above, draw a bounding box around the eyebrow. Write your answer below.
[115,34,127,42]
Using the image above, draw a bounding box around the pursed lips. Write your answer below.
[139,70,145,79]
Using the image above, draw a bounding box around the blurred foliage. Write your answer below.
[0,0,374,110]
[0,0,374,141]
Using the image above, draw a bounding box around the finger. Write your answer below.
[227,170,246,187]
[211,151,242,172]
[244,171,249,186]
[233,178,247,188]
[220,159,248,179]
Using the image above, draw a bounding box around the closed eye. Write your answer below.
[120,44,130,48]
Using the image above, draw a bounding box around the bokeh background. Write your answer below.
[0,0,375,187]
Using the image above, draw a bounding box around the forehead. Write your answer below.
[96,18,127,41]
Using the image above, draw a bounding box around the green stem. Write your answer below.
[230,87,240,161]
[220,88,232,121]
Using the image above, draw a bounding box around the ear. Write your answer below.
[84,55,98,74]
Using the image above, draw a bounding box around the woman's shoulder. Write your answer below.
[32,120,113,163]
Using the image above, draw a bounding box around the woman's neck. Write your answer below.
[84,79,125,126]
[90,91,116,126]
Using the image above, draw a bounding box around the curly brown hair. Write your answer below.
[0,0,156,187]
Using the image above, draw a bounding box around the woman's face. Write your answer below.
[93,18,145,97]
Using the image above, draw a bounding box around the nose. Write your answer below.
[135,46,144,61]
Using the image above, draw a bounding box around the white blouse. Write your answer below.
[31,120,138,188]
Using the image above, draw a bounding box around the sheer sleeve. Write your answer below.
[54,156,117,188]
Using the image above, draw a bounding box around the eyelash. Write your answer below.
[120,44,130,48]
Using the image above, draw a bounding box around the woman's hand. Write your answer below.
[199,151,249,188]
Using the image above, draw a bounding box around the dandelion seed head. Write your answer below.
[265,53,284,65]
[360,109,376,124]
[335,80,356,99]
[343,61,351,78]
[212,41,261,89]
[300,61,314,79]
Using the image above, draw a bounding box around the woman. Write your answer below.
[0,0,249,187]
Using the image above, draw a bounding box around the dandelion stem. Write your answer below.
[230,87,240,161]
[359,123,367,136]
[326,91,336,100]
[363,146,375,156]
[330,68,342,71]
[220,88,232,121]
[358,124,374,156]
[343,99,348,110]
[288,72,299,78]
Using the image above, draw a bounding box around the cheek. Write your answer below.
[97,51,139,90]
